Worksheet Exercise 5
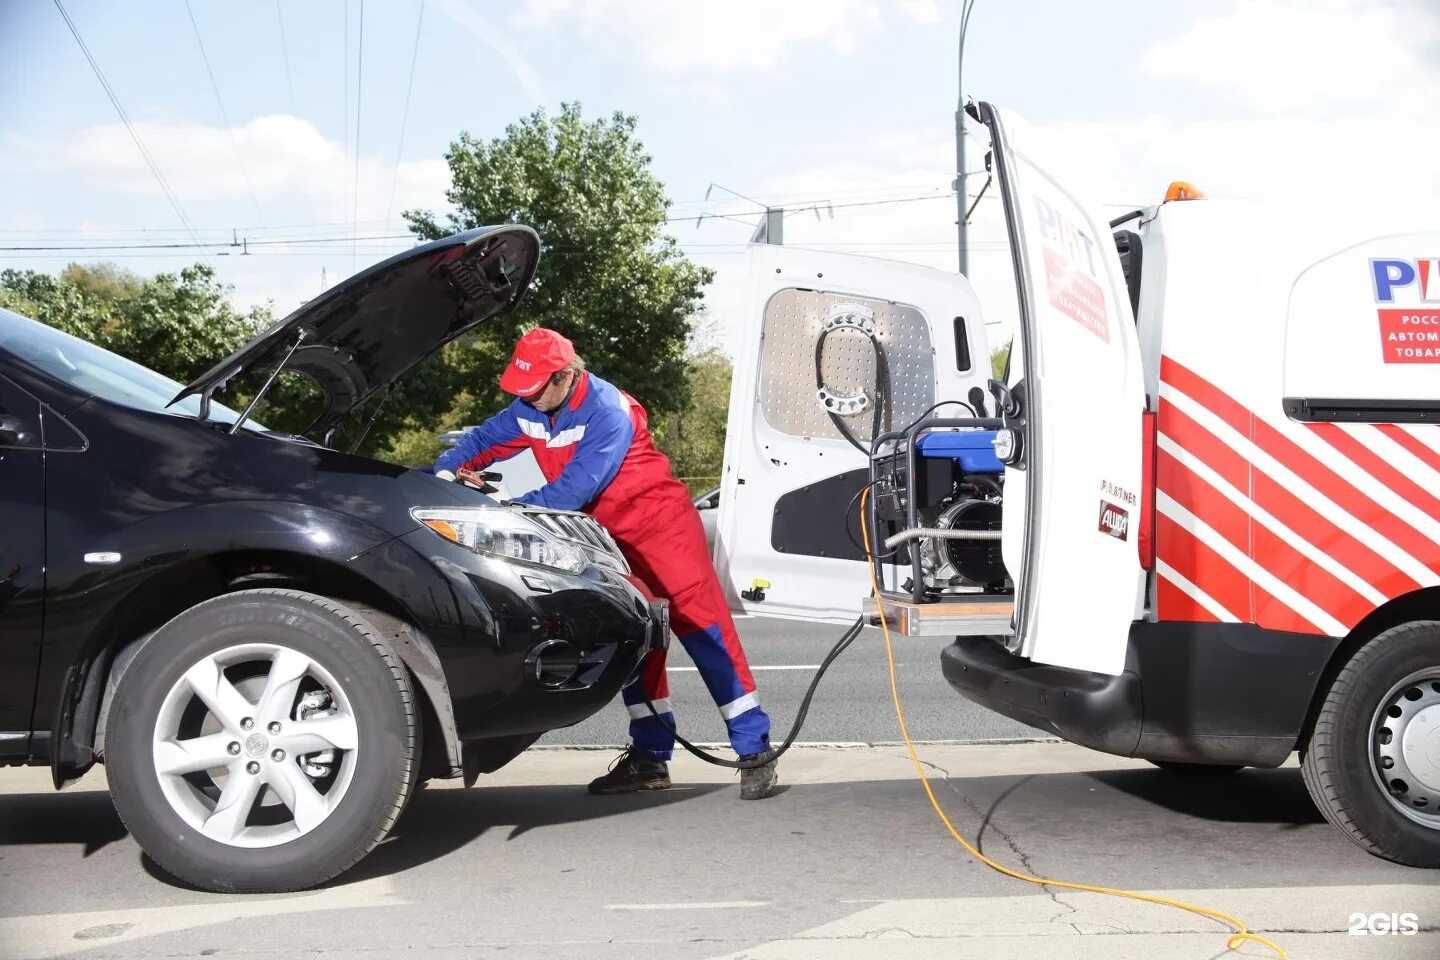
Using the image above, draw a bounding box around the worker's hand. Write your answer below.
[455,468,511,501]
[434,468,457,482]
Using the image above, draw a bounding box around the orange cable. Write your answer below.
[859,489,1288,959]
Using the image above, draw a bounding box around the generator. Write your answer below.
[870,425,1011,602]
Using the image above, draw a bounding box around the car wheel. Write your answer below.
[1301,620,1440,867]
[1147,760,1245,775]
[105,589,418,892]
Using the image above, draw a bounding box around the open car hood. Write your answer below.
[173,224,541,439]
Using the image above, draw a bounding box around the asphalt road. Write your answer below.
[548,615,1040,750]
[3,745,1436,959]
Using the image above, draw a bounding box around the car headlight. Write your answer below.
[411,507,587,574]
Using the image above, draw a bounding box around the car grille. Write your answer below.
[518,507,629,574]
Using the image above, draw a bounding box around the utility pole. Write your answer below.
[705,183,784,245]
[750,207,784,245]
[955,1,975,277]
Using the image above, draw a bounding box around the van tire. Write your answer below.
[1301,620,1440,868]
[105,589,419,892]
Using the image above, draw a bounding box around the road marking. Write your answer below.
[605,901,770,911]
[667,665,822,672]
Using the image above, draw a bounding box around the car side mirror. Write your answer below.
[0,413,31,446]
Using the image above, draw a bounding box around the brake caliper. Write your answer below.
[294,689,337,780]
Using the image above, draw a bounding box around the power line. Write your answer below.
[50,0,208,258]
[386,0,427,228]
[0,192,964,253]
[352,0,365,270]
[185,0,268,227]
[342,0,350,259]
[275,0,296,113]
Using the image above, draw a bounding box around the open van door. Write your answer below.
[977,102,1146,677]
[716,245,993,623]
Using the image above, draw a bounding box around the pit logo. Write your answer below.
[1372,258,1440,303]
[1370,259,1440,364]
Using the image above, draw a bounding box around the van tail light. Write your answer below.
[1138,408,1157,570]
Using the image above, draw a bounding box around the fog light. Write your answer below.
[525,639,582,688]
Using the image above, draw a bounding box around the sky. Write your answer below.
[2,0,1438,360]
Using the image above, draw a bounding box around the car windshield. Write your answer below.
[0,307,264,431]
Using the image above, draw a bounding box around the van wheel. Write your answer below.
[1148,760,1244,775]
[105,589,418,893]
[1301,621,1440,867]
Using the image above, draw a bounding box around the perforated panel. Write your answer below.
[759,288,935,442]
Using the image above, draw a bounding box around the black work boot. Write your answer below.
[587,746,671,794]
[738,748,779,800]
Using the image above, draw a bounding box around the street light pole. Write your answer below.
[955,0,975,277]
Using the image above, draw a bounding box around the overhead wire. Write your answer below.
[352,0,365,270]
[386,0,427,229]
[49,0,209,262]
[275,0,297,114]
[184,0,268,228]
[342,0,350,262]
[0,192,966,252]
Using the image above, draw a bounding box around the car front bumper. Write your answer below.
[351,529,668,747]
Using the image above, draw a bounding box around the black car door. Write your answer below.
[0,373,46,755]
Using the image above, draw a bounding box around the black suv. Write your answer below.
[0,225,666,892]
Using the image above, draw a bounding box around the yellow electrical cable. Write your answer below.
[859,490,1288,959]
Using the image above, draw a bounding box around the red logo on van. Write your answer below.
[1372,259,1440,363]
[1098,500,1129,541]
[1044,248,1109,343]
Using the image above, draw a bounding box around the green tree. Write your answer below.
[398,102,712,464]
[991,341,1011,381]
[650,347,732,495]
[0,263,270,385]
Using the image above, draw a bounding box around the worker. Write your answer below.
[434,327,779,800]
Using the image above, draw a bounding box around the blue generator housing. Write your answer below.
[915,430,1005,474]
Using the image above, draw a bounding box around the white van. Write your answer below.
[716,102,1440,866]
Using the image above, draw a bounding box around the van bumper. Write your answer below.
[940,636,1143,756]
[941,623,1341,767]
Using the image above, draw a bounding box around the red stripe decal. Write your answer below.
[1310,422,1440,523]
[1156,449,1250,553]
[1249,525,1371,630]
[1305,423,1440,574]
[1161,449,1370,630]
[1155,514,1251,620]
[1159,400,1250,494]
[1156,575,1221,623]
[1163,386,1415,598]
[1250,471,1420,599]
[1162,355,1440,578]
[1376,424,1440,476]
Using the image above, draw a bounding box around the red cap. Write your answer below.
[499,327,576,397]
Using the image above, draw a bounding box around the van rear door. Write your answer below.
[715,244,991,623]
[977,102,1146,677]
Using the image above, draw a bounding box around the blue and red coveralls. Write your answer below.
[435,371,772,760]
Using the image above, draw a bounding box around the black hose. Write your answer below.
[641,614,866,769]
[815,326,893,456]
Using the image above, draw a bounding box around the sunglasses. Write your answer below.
[521,371,566,408]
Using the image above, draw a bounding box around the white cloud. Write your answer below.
[54,114,450,225]
[511,0,933,73]
[896,0,941,25]
[428,0,548,106]
[1143,0,1440,112]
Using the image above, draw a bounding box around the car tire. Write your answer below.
[105,589,419,893]
[1147,760,1245,775]
[1301,620,1440,868]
